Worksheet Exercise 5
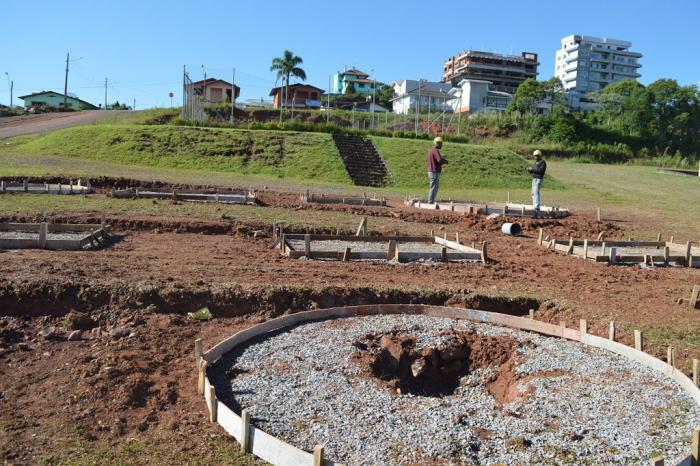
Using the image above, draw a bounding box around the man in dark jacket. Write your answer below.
[527,149,546,215]
[427,137,448,204]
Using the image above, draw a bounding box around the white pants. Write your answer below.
[531,178,543,210]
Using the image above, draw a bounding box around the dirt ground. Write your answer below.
[2,186,700,465]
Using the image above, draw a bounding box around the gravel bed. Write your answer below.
[0,231,88,240]
[212,314,700,465]
[287,240,448,254]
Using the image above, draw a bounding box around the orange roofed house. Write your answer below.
[189,78,240,103]
[269,84,324,109]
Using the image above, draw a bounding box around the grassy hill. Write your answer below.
[9,124,541,190]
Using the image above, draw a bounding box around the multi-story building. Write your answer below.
[555,34,642,109]
[442,51,539,94]
[448,79,513,114]
[391,80,453,115]
[332,68,383,95]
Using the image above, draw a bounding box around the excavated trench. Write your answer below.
[354,329,521,399]
[0,282,541,319]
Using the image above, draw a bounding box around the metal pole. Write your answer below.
[133,98,136,111]
[202,66,206,103]
[182,65,186,119]
[4,73,11,109]
[64,52,69,108]
[442,93,445,131]
[457,87,462,135]
[104,77,108,109]
[427,90,431,132]
[352,103,355,128]
[327,75,330,124]
[279,76,284,122]
[415,78,421,136]
[371,69,376,130]
[231,68,236,125]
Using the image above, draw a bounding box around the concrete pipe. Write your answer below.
[501,222,522,236]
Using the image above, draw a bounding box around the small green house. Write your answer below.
[18,91,98,110]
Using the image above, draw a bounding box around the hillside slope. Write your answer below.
[12,125,542,190]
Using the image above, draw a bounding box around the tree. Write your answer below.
[376,84,394,109]
[508,78,546,114]
[589,80,653,139]
[345,82,356,95]
[270,50,306,108]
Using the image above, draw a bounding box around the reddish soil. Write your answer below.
[2,191,700,464]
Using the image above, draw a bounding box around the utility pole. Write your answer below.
[133,98,136,111]
[371,68,376,130]
[4,72,12,109]
[327,75,330,124]
[415,78,421,136]
[201,65,206,102]
[230,67,235,125]
[64,52,70,107]
[104,77,108,110]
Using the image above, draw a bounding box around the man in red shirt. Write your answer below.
[427,136,448,204]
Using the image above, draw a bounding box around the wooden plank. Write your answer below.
[282,234,432,243]
[217,402,242,439]
[356,217,367,236]
[208,386,217,423]
[481,241,488,264]
[693,428,699,466]
[580,319,587,335]
[38,223,47,249]
[650,456,664,466]
[313,445,324,466]
[241,409,251,452]
[434,236,481,254]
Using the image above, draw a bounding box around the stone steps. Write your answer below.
[332,134,390,187]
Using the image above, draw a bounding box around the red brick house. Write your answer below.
[269,84,324,109]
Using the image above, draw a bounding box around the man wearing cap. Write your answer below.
[427,137,448,204]
[527,149,546,216]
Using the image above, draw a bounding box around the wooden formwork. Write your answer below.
[273,232,486,263]
[0,179,91,195]
[197,304,700,466]
[0,222,112,250]
[301,190,386,207]
[111,188,257,205]
[539,229,697,267]
[405,198,570,218]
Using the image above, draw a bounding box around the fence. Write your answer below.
[181,67,207,123]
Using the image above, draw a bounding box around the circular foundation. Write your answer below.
[201,305,700,466]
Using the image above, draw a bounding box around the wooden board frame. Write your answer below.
[277,233,485,263]
[405,198,570,219]
[0,222,112,250]
[199,304,700,466]
[302,191,386,207]
[0,180,91,195]
[111,188,257,205]
[544,238,698,267]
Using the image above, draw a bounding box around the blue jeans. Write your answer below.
[428,172,440,204]
[532,178,543,210]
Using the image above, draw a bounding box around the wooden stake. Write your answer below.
[583,239,589,259]
[481,241,488,264]
[693,359,699,386]
[313,445,325,466]
[342,247,351,262]
[455,232,460,244]
[38,223,47,249]
[656,232,662,242]
[634,330,643,351]
[664,246,670,265]
[198,360,207,395]
[194,339,203,370]
[596,207,601,221]
[667,347,674,366]
[601,241,606,256]
[387,240,397,260]
[691,286,700,309]
[692,428,699,466]
[687,241,693,267]
[304,234,311,257]
[559,320,566,328]
[670,235,675,244]
[609,247,617,264]
[507,191,511,203]
[609,321,615,341]
[101,212,106,228]
[430,229,434,237]
[537,228,543,246]
[441,246,447,263]
[597,231,605,241]
[650,457,664,466]
[528,309,535,320]
[208,385,217,422]
[241,409,251,453]
[672,348,676,368]
[356,216,367,236]
[579,319,587,335]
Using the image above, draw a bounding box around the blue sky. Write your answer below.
[2,0,699,109]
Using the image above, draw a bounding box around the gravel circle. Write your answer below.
[210,314,700,465]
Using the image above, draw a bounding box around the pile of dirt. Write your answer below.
[353,329,523,400]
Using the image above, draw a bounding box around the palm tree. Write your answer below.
[270,50,307,108]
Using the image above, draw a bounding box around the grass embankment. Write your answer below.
[5,124,536,192]
[16,125,349,184]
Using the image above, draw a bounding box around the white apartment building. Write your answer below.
[448,79,513,114]
[391,80,454,114]
[555,34,642,109]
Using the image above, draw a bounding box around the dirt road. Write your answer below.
[0,110,126,139]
